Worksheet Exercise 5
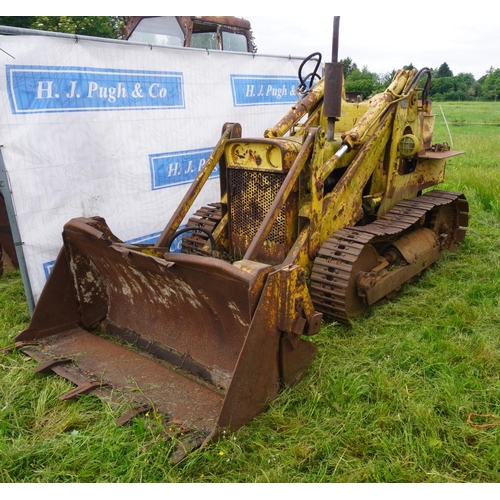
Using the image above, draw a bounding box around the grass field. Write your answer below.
[1,101,500,483]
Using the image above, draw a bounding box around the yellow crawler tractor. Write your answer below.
[15,18,468,458]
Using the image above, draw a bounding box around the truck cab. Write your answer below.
[124,16,253,53]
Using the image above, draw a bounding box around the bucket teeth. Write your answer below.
[0,340,39,354]
[115,407,205,463]
[58,380,109,401]
[165,421,191,438]
[34,357,73,373]
[169,433,208,464]
[116,404,152,426]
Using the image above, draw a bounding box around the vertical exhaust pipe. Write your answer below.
[324,17,343,142]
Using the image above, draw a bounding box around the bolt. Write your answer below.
[295,297,303,311]
[297,270,305,284]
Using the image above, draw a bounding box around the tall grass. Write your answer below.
[436,102,500,218]
[1,102,500,482]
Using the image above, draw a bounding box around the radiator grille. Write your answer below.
[228,169,286,251]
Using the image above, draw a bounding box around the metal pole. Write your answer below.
[332,16,340,63]
[0,149,35,314]
[324,17,343,142]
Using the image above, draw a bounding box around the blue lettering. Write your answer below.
[6,65,184,114]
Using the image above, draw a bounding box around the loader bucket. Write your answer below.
[16,217,320,456]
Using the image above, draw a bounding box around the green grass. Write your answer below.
[1,101,500,482]
[435,102,500,219]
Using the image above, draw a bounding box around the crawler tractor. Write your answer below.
[15,18,468,459]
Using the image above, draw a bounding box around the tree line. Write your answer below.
[0,16,260,54]
[341,57,500,102]
[0,17,497,101]
[0,16,125,39]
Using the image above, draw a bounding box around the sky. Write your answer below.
[11,1,499,80]
[243,6,498,80]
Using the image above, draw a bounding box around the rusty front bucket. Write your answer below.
[16,217,319,456]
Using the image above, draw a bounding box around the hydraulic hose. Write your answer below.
[166,226,216,253]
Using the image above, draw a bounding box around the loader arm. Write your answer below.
[155,122,241,248]
[266,69,416,271]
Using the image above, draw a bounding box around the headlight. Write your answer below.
[399,134,420,157]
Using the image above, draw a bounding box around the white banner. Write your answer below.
[0,31,314,304]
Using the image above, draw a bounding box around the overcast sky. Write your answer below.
[236,2,498,80]
[14,1,499,80]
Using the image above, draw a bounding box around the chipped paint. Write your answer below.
[228,301,249,327]
[173,278,202,309]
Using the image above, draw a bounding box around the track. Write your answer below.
[180,203,223,255]
[310,190,469,323]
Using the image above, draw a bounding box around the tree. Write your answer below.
[481,68,500,101]
[377,71,395,91]
[430,75,473,101]
[340,57,358,79]
[0,16,125,39]
[0,17,37,29]
[344,66,379,97]
[455,72,475,87]
[249,30,257,53]
[437,62,453,78]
